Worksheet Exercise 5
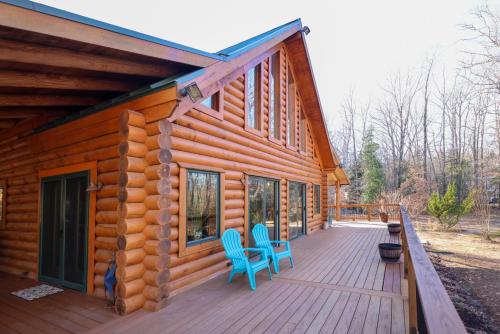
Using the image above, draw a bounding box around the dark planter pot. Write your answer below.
[379,212,389,223]
[378,243,402,262]
[387,223,401,234]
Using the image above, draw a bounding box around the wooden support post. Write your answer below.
[408,259,418,334]
[335,180,340,221]
[367,205,371,221]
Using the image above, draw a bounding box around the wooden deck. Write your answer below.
[0,272,119,333]
[93,222,408,334]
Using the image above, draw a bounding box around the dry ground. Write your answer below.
[414,213,499,334]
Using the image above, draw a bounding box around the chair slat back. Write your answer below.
[222,229,246,269]
[252,224,273,254]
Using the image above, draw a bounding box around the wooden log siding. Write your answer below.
[0,86,176,307]
[167,48,327,294]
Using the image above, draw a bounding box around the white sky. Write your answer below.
[37,0,486,128]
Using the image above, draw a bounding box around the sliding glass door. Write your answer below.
[248,176,280,247]
[288,181,306,239]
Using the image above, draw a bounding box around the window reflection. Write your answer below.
[186,170,220,245]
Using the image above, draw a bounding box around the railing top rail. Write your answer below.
[400,206,467,334]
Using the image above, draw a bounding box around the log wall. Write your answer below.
[0,87,176,309]
[167,46,327,294]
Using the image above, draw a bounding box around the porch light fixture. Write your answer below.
[302,26,310,35]
[180,83,203,103]
[86,181,103,192]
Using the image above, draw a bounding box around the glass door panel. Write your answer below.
[288,182,306,240]
[248,176,279,248]
[40,171,89,291]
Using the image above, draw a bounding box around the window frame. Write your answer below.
[313,184,321,217]
[194,90,224,121]
[268,51,282,144]
[299,110,307,154]
[178,163,225,257]
[244,63,264,136]
[286,65,297,150]
[0,180,6,229]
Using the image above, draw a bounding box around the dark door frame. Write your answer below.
[247,175,280,245]
[39,170,89,292]
[288,181,307,240]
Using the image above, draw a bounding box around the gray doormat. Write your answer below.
[12,284,64,301]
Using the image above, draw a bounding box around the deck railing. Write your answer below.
[328,203,401,221]
[400,206,467,334]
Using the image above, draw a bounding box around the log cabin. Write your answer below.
[0,0,349,315]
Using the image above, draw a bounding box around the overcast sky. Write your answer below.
[38,0,487,128]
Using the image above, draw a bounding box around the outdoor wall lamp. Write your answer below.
[180,83,203,103]
[302,26,310,35]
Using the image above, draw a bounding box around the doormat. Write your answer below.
[12,284,64,301]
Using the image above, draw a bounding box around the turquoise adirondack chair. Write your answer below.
[252,224,294,274]
[222,229,272,291]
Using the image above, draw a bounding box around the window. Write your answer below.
[300,111,307,152]
[0,180,5,228]
[200,92,220,111]
[186,170,220,245]
[246,64,261,131]
[287,68,296,147]
[314,184,321,215]
[269,53,281,141]
[196,91,223,120]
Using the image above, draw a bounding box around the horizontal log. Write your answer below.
[144,224,170,240]
[118,202,147,219]
[168,261,227,293]
[116,248,145,267]
[143,284,168,302]
[143,297,169,312]
[143,269,170,287]
[116,278,145,299]
[120,109,146,129]
[116,263,145,282]
[117,218,147,235]
[117,233,146,251]
[95,224,117,237]
[94,237,116,251]
[143,254,169,271]
[96,211,118,225]
[115,294,145,315]
[145,239,170,256]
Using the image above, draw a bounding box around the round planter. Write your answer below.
[387,223,401,234]
[379,212,389,223]
[378,243,402,262]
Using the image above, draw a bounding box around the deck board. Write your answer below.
[0,272,118,333]
[90,222,408,334]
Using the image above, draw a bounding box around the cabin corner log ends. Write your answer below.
[115,110,172,315]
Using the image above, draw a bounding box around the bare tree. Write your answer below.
[460,2,500,94]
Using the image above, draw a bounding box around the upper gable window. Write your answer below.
[196,91,222,120]
[269,53,281,141]
[200,92,220,111]
[300,111,307,152]
[246,64,262,131]
[287,68,296,147]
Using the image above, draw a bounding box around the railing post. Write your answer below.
[408,259,418,334]
[367,205,371,221]
[335,181,340,221]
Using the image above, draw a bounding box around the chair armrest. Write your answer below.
[270,240,290,251]
[225,253,247,261]
[243,247,268,259]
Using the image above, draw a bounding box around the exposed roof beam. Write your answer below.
[0,38,170,77]
[0,107,69,118]
[0,94,101,106]
[0,2,220,67]
[0,119,16,128]
[0,70,138,91]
